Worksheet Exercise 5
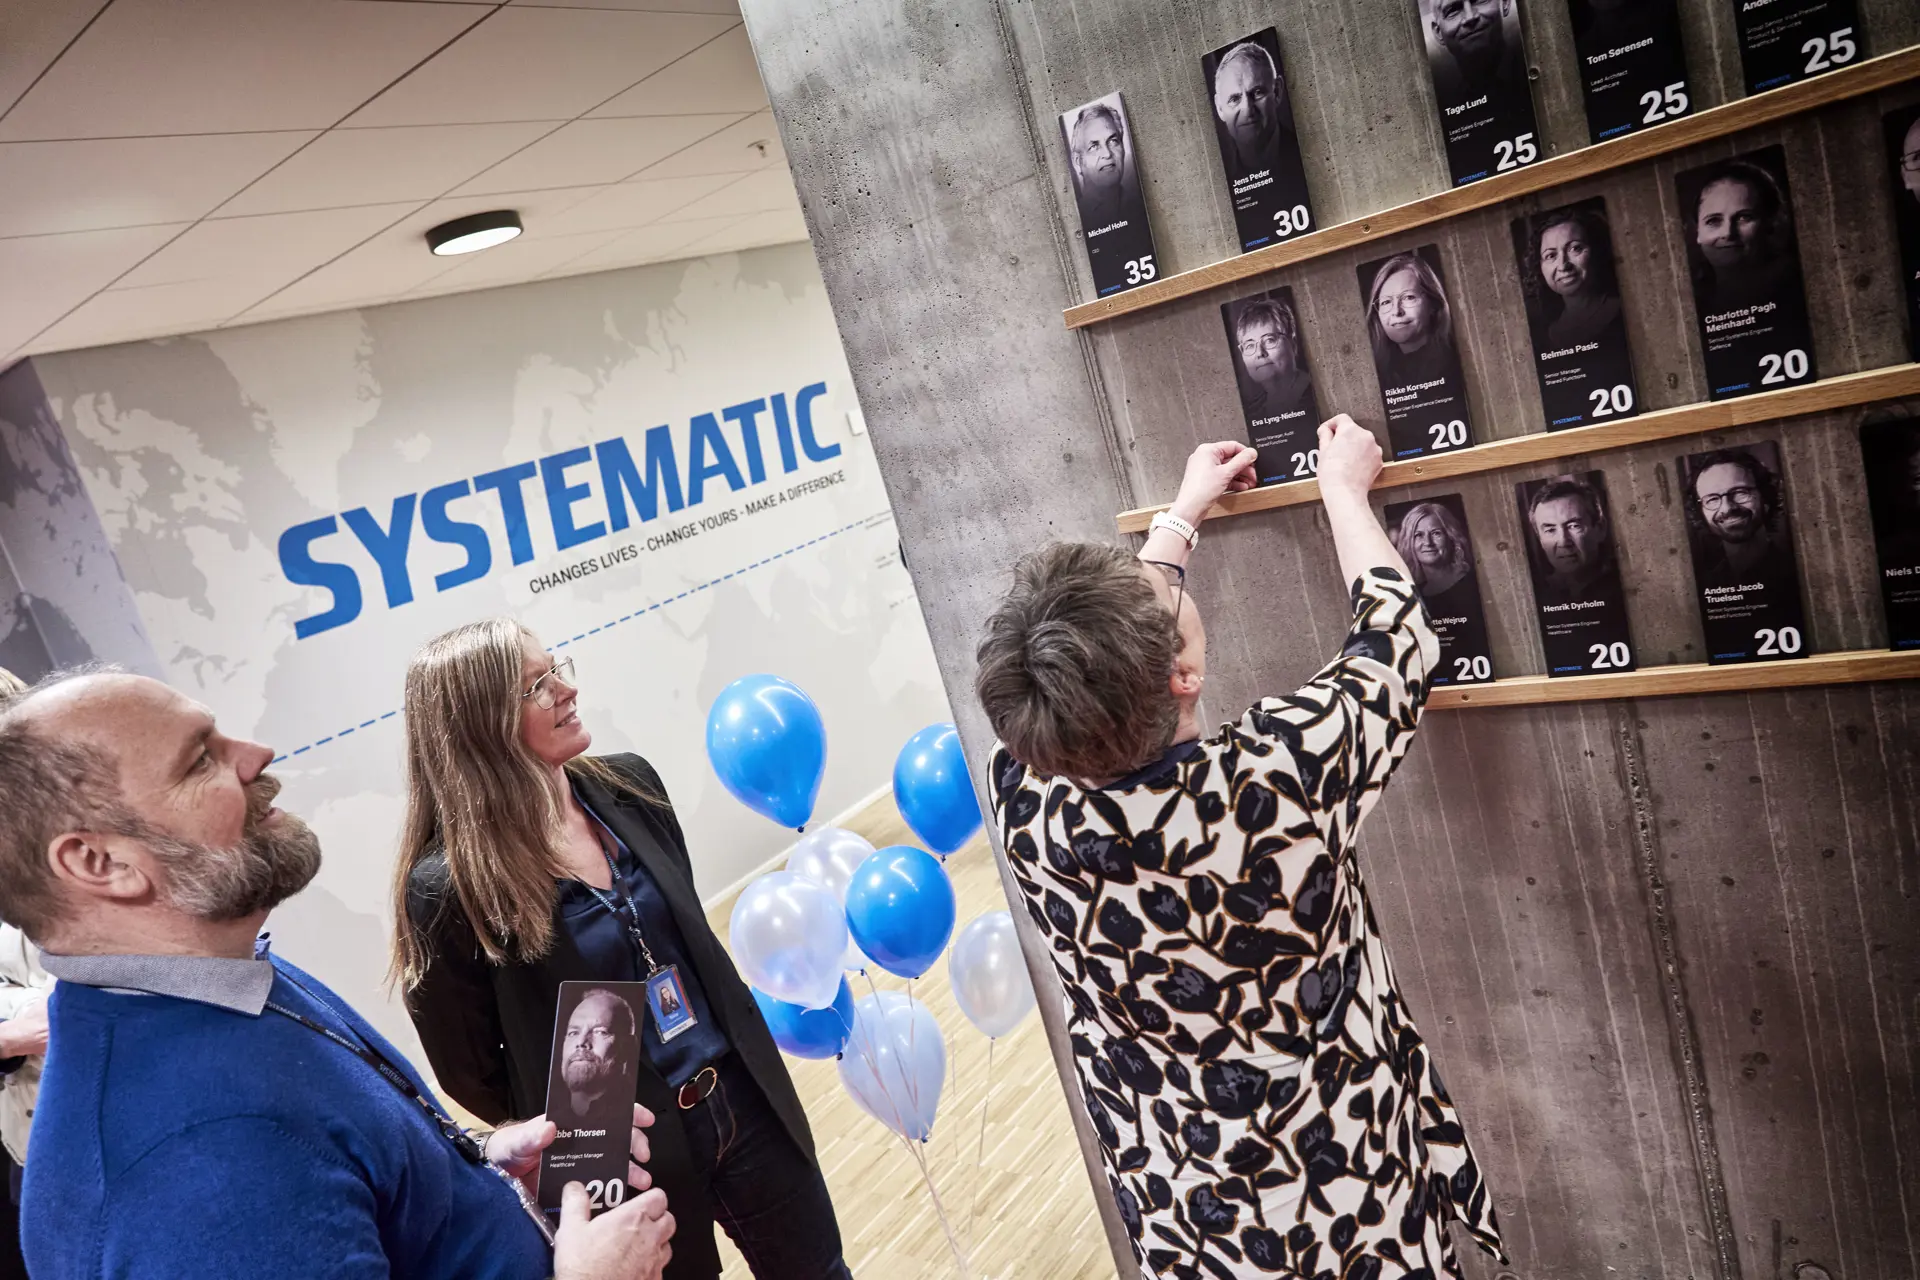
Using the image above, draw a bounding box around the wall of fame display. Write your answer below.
[1202,29,1317,253]
[1061,91,1159,296]
[1357,245,1477,459]
[1569,0,1694,141]
[1223,288,1323,484]
[1512,197,1641,429]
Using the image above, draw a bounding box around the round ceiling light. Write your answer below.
[426,210,523,256]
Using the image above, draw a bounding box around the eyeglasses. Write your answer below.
[1699,486,1758,513]
[1903,149,1920,173]
[1142,559,1187,625]
[522,656,577,710]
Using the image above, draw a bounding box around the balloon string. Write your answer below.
[895,1123,971,1278]
[965,1036,996,1250]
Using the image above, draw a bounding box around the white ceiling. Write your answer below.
[0,0,810,362]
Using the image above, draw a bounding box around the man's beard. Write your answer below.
[564,1052,616,1092]
[140,774,322,920]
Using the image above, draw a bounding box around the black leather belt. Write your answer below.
[677,1065,718,1109]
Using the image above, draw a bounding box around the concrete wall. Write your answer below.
[741,0,1920,1276]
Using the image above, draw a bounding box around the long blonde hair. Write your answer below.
[388,619,655,988]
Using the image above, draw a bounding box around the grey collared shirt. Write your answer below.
[39,948,275,1016]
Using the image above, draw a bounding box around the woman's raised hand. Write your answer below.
[1170,441,1261,525]
[1315,414,1384,502]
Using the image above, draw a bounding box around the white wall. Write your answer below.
[27,241,951,1054]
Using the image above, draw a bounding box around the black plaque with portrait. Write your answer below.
[1512,197,1641,429]
[1385,493,1494,684]
[1061,92,1159,297]
[1568,0,1693,141]
[1516,470,1636,675]
[1675,145,1817,401]
[1357,245,1476,460]
[1861,415,1920,650]
[1731,0,1860,94]
[536,981,647,1214]
[1887,106,1920,362]
[1202,29,1317,253]
[1416,0,1543,185]
[1222,287,1323,486]
[1678,440,1808,663]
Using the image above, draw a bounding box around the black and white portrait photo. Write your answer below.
[1357,245,1476,458]
[1515,470,1635,674]
[1861,414,1920,649]
[1732,0,1860,93]
[1060,91,1159,297]
[1201,29,1316,251]
[1222,288,1321,484]
[536,981,646,1212]
[1678,441,1808,663]
[1675,146,1816,400]
[1511,197,1640,428]
[1886,105,1920,362]
[1385,494,1493,683]
[1416,0,1541,185]
[1568,0,1691,142]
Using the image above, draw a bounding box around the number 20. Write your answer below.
[1759,349,1808,384]
[1587,384,1634,417]
[584,1179,626,1209]
[1428,419,1467,449]
[1453,654,1491,681]
[1756,626,1801,656]
[1588,641,1631,670]
[1290,449,1319,477]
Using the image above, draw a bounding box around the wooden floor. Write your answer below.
[704,794,1115,1280]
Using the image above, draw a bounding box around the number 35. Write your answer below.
[1123,255,1156,285]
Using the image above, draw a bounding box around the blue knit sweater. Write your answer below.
[23,956,552,1279]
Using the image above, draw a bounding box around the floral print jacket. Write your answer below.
[990,568,1506,1280]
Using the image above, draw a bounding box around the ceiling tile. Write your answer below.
[589,25,766,118]
[451,114,742,196]
[679,206,810,255]
[0,223,185,357]
[345,7,736,127]
[536,174,741,236]
[0,132,315,238]
[219,122,555,217]
[0,0,106,120]
[0,0,483,141]
[510,0,741,12]
[656,166,797,223]
[231,184,607,319]
[541,217,737,276]
[28,277,276,354]
[633,109,783,180]
[118,203,424,291]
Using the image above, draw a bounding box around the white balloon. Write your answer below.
[728,871,848,1010]
[948,911,1035,1038]
[837,990,946,1141]
[843,936,875,974]
[785,826,877,904]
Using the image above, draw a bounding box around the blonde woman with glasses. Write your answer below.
[390,622,850,1280]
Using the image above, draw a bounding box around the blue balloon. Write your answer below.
[892,723,983,856]
[752,979,855,1060]
[845,845,957,979]
[706,674,827,829]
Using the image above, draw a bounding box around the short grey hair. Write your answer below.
[974,543,1179,782]
[0,667,131,941]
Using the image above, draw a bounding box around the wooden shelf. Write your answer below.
[1115,362,1920,533]
[1064,45,1920,330]
[1428,648,1920,709]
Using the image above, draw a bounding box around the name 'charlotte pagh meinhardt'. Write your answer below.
[276,381,842,639]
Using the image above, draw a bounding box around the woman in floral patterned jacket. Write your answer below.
[975,417,1506,1280]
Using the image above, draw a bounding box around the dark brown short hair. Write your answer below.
[974,542,1180,782]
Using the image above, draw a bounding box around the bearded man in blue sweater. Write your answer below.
[0,670,678,1280]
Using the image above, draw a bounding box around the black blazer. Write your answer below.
[403,753,815,1280]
